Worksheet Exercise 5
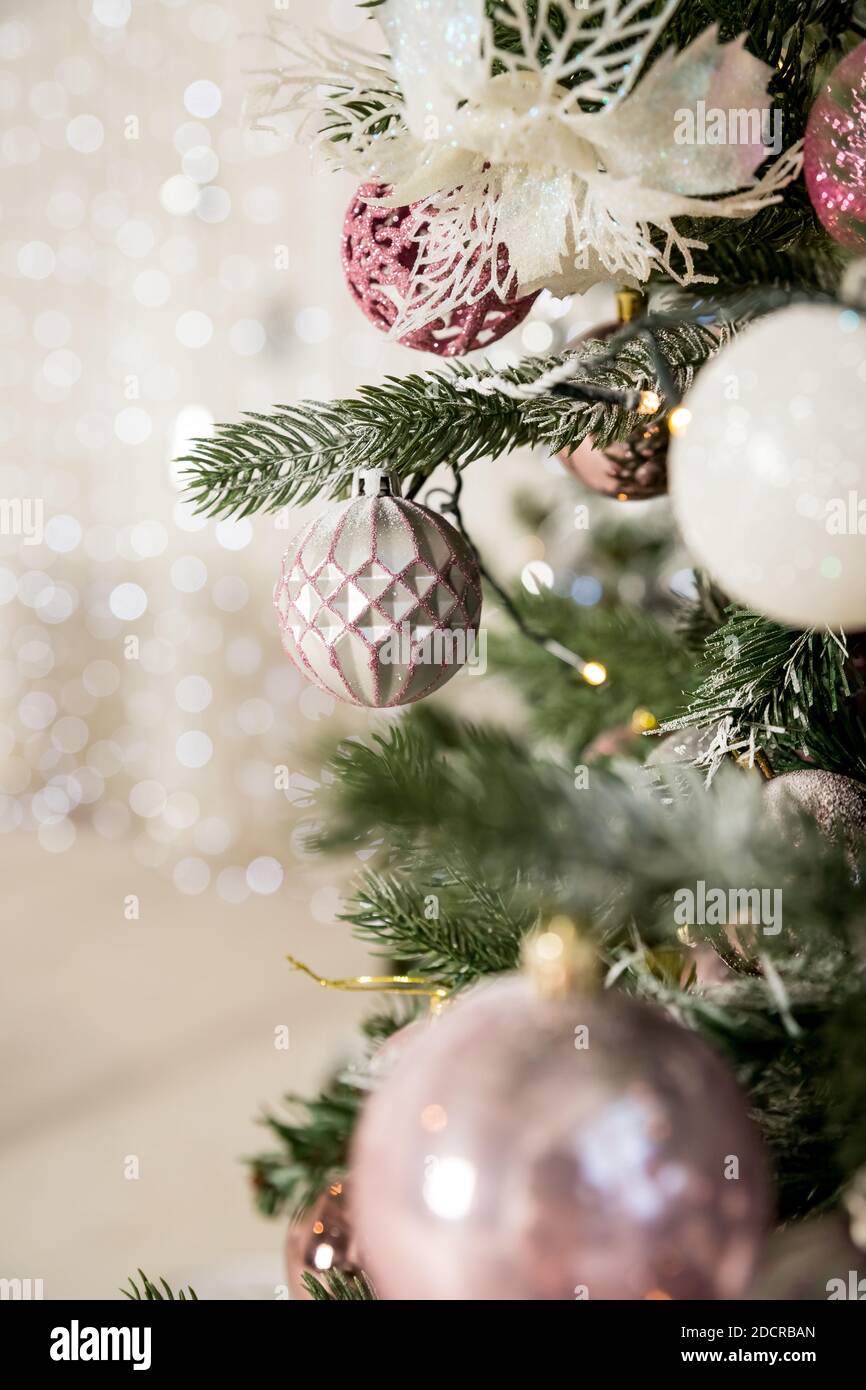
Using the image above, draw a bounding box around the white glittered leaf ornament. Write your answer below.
[249,1,802,334]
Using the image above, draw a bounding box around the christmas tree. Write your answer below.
[181,1,866,1301]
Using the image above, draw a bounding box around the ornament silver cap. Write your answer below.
[352,468,395,498]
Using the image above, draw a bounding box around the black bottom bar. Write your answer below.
[4,1298,862,1375]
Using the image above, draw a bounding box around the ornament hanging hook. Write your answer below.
[286,953,449,1003]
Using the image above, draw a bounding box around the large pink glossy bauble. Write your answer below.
[805,40,866,250]
[367,1018,429,1083]
[351,978,771,1300]
[274,483,482,707]
[341,182,538,355]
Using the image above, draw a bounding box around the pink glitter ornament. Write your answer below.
[351,977,771,1300]
[805,39,866,251]
[341,182,538,355]
[284,1181,361,1300]
[274,469,482,708]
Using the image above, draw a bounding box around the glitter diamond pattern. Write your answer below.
[274,495,482,707]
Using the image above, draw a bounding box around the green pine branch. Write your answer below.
[488,588,695,757]
[179,323,719,519]
[314,706,579,886]
[676,208,845,294]
[302,1270,378,1300]
[659,610,866,779]
[314,707,865,954]
[676,572,732,649]
[342,867,531,984]
[121,1271,198,1301]
[248,1078,361,1219]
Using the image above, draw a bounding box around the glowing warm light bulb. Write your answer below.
[631,707,658,733]
[535,930,565,962]
[638,389,661,415]
[668,406,693,435]
[582,661,607,686]
[522,916,599,997]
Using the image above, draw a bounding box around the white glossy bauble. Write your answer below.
[670,304,866,629]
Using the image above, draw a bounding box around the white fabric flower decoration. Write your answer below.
[250,0,802,337]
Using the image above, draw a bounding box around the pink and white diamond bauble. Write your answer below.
[274,471,482,707]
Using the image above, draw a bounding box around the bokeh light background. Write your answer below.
[0,0,615,1297]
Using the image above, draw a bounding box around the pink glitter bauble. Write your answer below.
[805,40,866,251]
[341,182,538,355]
[284,1182,360,1300]
[274,470,482,708]
[351,977,771,1300]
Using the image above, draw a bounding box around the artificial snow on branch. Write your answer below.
[660,611,866,781]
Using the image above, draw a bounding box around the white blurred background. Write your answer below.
[0,0,615,1297]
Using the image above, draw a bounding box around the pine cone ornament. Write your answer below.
[562,420,669,500]
[557,301,668,500]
